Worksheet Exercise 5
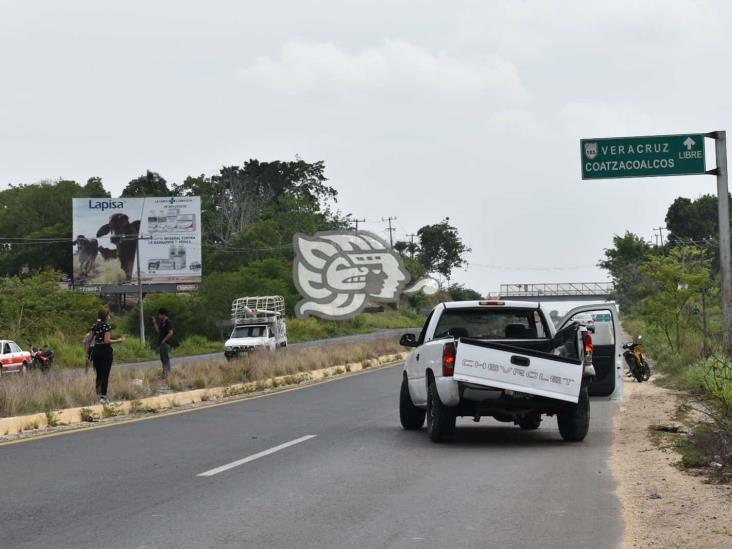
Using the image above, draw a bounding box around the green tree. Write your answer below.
[121,170,172,197]
[0,270,102,341]
[0,179,110,276]
[639,247,712,352]
[83,177,110,197]
[394,240,418,259]
[176,159,338,246]
[665,194,726,244]
[448,284,483,301]
[599,231,654,310]
[416,218,470,284]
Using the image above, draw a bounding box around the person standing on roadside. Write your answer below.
[86,308,124,404]
[153,308,174,378]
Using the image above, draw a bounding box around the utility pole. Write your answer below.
[136,238,145,343]
[654,227,666,247]
[351,218,366,233]
[711,131,732,355]
[406,233,418,259]
[133,235,147,343]
[382,216,397,247]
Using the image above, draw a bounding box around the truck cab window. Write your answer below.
[433,308,547,340]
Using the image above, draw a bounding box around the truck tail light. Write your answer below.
[442,342,456,376]
[583,331,593,354]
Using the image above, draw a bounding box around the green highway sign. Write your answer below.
[581,133,706,180]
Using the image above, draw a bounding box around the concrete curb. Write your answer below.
[0,352,408,438]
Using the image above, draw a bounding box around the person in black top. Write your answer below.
[86,308,124,404]
[153,308,174,378]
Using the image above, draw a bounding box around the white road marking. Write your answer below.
[197,435,318,477]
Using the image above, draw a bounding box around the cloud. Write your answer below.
[485,109,547,139]
[236,40,528,103]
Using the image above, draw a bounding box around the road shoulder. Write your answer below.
[612,378,732,548]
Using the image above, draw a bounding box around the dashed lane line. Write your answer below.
[197,435,318,477]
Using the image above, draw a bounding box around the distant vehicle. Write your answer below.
[0,340,32,375]
[398,300,622,442]
[224,296,288,360]
[189,262,202,270]
[593,312,612,323]
[572,312,595,332]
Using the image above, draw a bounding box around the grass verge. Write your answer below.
[36,310,420,368]
[624,317,732,482]
[0,337,404,419]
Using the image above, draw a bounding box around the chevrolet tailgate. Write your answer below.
[453,338,583,403]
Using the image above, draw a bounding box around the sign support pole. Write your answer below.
[712,131,732,355]
[136,237,145,343]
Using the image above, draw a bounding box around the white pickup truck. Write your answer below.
[224,296,288,360]
[399,300,622,442]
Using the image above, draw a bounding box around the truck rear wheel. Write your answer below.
[427,380,456,442]
[400,377,425,430]
[557,387,590,442]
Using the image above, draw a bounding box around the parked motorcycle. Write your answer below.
[31,347,54,372]
[622,337,651,382]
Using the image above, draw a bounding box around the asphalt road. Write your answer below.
[0,365,622,549]
[117,328,413,371]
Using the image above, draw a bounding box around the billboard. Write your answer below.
[72,196,202,288]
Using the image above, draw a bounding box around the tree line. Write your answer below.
[601,193,727,357]
[0,159,476,341]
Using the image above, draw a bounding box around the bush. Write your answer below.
[0,271,102,342]
[125,293,201,346]
[175,336,221,356]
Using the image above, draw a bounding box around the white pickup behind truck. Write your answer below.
[224,296,288,360]
[399,300,622,442]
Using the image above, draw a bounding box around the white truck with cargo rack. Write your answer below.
[398,300,622,442]
[224,296,288,360]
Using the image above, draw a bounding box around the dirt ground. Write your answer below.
[612,377,732,548]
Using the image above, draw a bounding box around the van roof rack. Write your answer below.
[231,296,285,325]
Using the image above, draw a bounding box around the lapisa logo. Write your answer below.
[88,200,124,211]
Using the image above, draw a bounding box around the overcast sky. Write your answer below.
[1,0,729,295]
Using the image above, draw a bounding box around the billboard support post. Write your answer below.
[136,236,145,343]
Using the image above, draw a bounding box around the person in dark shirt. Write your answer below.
[85,308,124,404]
[153,308,174,378]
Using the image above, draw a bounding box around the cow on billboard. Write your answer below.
[72,236,99,278]
[96,213,141,280]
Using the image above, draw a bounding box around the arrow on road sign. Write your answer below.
[683,137,696,150]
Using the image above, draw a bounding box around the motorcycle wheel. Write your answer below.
[641,361,651,381]
[628,356,644,383]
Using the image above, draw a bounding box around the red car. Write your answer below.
[0,340,32,375]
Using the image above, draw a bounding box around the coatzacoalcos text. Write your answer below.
[584,158,675,173]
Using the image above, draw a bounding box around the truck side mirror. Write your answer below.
[400,333,418,348]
